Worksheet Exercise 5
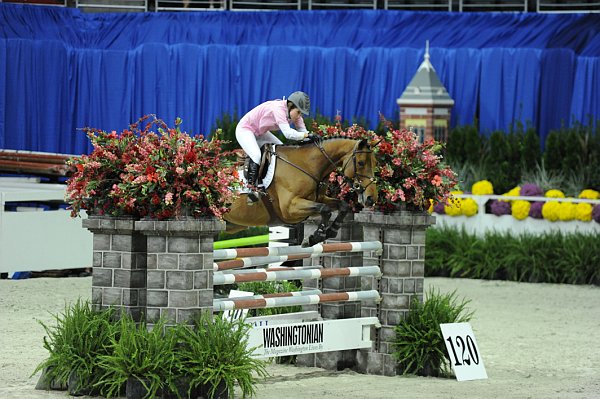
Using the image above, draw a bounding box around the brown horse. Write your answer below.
[223,138,378,246]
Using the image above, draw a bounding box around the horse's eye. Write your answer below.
[358,161,365,167]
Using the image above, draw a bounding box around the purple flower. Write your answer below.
[520,183,543,197]
[490,200,511,216]
[433,201,446,214]
[592,204,600,224]
[529,201,544,219]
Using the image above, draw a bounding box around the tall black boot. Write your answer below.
[246,160,260,203]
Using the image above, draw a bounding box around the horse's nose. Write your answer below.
[365,196,374,207]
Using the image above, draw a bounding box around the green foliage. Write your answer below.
[393,289,473,377]
[96,316,178,398]
[212,111,241,152]
[520,160,565,193]
[237,280,302,316]
[33,300,117,395]
[426,227,600,285]
[175,312,268,399]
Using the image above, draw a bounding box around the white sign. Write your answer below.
[440,322,488,381]
[223,290,254,321]
[247,317,378,358]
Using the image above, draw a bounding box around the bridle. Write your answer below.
[271,139,375,200]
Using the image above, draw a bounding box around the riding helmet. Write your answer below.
[288,91,311,115]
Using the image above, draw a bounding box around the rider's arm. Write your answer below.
[278,123,309,140]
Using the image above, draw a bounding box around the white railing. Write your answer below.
[433,194,600,237]
[75,0,148,11]
[536,0,600,13]
[155,0,226,10]
[384,0,451,11]
[458,0,527,12]
[308,0,376,10]
[230,0,300,10]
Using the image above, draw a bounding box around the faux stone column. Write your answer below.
[296,213,367,370]
[83,216,147,321]
[353,209,435,376]
[135,218,224,326]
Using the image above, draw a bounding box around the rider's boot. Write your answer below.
[246,160,260,203]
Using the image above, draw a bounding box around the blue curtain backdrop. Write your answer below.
[1,4,599,154]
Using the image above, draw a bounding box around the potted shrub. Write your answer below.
[96,315,179,399]
[33,299,116,396]
[393,288,473,377]
[175,312,268,399]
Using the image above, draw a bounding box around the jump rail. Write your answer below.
[213,289,323,302]
[213,290,381,311]
[213,265,382,285]
[214,241,382,271]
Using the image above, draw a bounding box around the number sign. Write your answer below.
[440,323,488,381]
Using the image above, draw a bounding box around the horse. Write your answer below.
[223,137,378,246]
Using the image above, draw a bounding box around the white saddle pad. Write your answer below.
[238,154,277,193]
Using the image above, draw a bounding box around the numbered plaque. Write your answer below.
[440,322,488,381]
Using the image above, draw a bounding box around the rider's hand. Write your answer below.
[305,132,322,144]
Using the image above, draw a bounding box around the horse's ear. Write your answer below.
[358,138,369,149]
[369,139,382,147]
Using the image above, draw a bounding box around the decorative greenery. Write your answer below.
[66,115,241,220]
[33,300,117,396]
[236,281,302,316]
[426,226,600,285]
[96,316,178,399]
[175,312,268,399]
[393,288,473,377]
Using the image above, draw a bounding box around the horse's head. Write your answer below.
[341,139,378,207]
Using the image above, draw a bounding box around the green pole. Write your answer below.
[213,234,270,249]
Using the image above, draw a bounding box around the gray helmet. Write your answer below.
[288,91,310,115]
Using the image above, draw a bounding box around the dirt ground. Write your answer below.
[1,276,599,399]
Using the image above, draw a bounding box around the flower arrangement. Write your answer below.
[579,189,600,200]
[66,116,240,220]
[316,119,458,214]
[371,124,457,213]
[541,201,560,221]
[575,203,592,222]
[545,189,565,198]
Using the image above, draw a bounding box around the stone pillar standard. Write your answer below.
[135,218,224,326]
[83,216,147,322]
[354,209,435,376]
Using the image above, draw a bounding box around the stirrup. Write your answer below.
[247,191,260,203]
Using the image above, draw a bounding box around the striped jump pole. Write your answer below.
[213,289,323,303]
[213,266,382,285]
[219,265,322,274]
[213,240,382,261]
[213,290,381,311]
[214,241,382,271]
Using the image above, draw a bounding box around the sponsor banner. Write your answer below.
[247,317,378,358]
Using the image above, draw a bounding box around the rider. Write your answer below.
[235,91,319,202]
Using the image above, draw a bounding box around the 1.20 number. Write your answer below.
[446,335,479,366]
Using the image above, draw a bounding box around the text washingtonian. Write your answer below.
[263,323,324,348]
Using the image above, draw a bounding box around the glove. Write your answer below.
[306,133,322,144]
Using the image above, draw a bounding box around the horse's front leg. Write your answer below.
[324,201,350,239]
[283,197,333,247]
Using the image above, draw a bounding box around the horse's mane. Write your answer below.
[278,136,357,148]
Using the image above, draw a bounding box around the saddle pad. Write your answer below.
[237,153,277,193]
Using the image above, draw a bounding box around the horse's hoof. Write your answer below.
[301,238,311,247]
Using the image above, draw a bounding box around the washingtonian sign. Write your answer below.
[247,317,379,358]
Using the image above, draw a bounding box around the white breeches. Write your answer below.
[235,127,283,164]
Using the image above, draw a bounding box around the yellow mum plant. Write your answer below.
[511,200,530,220]
[575,203,593,222]
[558,202,576,221]
[542,201,560,221]
[545,189,565,198]
[578,189,600,200]
[501,186,520,202]
[460,198,478,217]
[471,180,494,195]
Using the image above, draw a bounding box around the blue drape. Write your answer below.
[1,4,599,154]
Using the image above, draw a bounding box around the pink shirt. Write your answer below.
[238,99,306,138]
